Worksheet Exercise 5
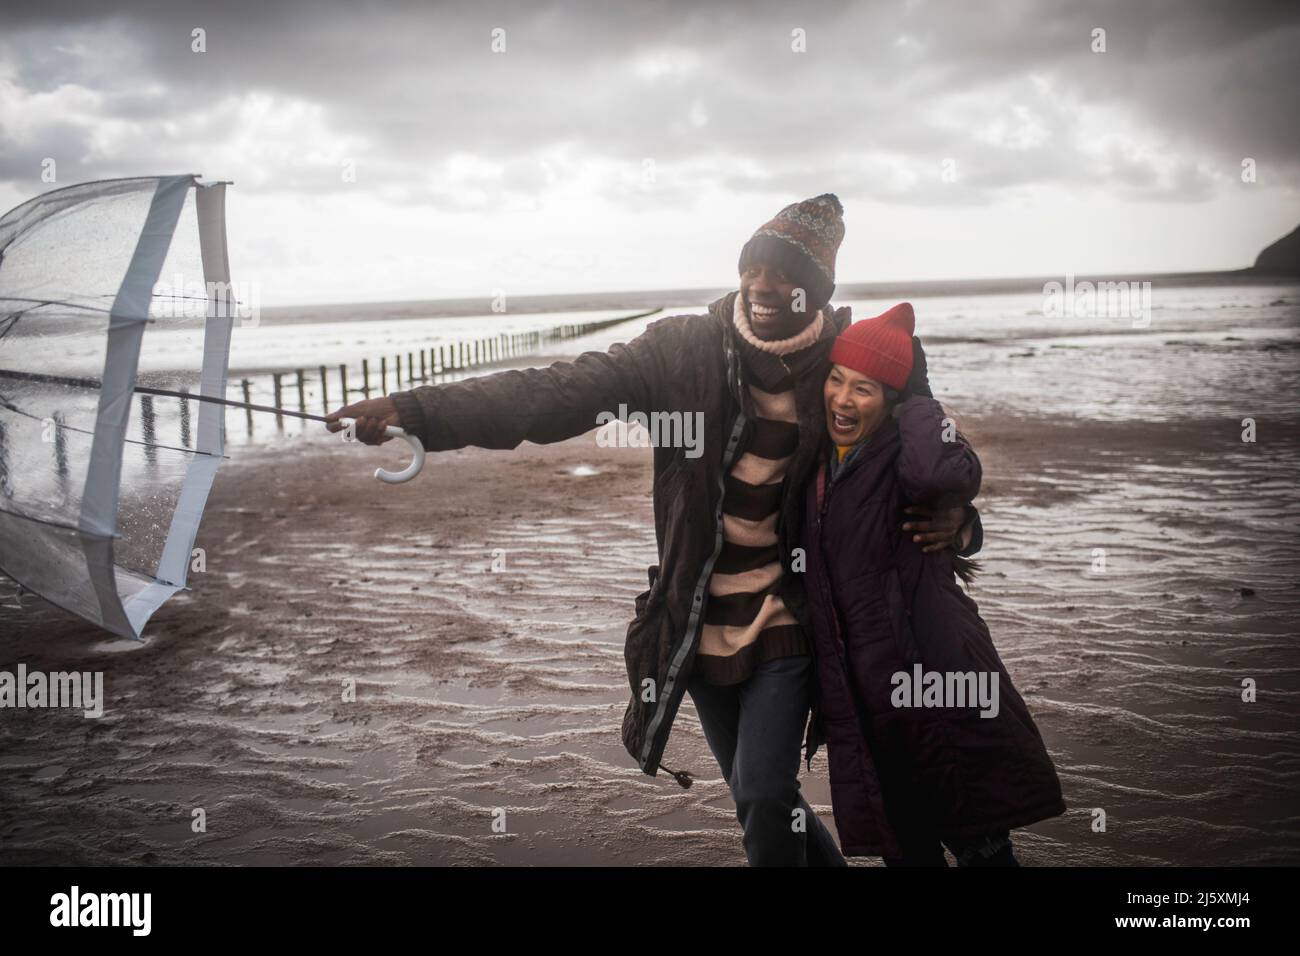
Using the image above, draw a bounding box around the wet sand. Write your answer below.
[2,402,1298,866]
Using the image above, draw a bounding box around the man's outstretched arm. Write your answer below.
[327,317,673,449]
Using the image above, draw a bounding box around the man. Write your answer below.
[328,194,981,865]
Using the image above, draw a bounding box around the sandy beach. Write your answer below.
[3,379,1297,865]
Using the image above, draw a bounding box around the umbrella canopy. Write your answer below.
[0,174,235,639]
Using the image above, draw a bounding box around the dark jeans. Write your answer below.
[687,653,847,866]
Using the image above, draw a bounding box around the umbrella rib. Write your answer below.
[0,502,112,537]
[1,296,112,314]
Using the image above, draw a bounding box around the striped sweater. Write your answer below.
[692,296,829,686]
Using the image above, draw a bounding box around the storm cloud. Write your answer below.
[1,0,1296,301]
[4,0,1297,202]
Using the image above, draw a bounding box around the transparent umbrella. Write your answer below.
[0,175,424,640]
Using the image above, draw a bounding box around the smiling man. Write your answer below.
[328,193,982,866]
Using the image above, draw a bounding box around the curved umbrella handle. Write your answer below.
[374,425,426,483]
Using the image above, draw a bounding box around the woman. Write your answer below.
[800,301,1066,866]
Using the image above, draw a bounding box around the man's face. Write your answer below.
[740,261,817,341]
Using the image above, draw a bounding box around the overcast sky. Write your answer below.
[1,0,1298,306]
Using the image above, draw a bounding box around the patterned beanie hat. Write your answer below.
[829,301,916,391]
[738,193,845,311]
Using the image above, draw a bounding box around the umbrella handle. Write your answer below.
[334,418,426,483]
[374,425,426,484]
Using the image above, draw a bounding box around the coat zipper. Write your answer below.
[639,329,749,773]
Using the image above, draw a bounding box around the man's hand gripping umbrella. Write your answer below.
[323,396,420,482]
[143,387,426,483]
[324,396,424,483]
[324,395,397,443]
[148,387,424,483]
[120,383,426,484]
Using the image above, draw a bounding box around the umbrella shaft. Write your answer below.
[137,386,328,423]
[0,368,330,423]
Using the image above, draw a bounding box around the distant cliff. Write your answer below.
[1253,225,1300,276]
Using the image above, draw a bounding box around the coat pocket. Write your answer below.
[634,563,660,618]
[626,563,667,697]
[624,563,665,762]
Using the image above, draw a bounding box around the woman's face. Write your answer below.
[824,364,890,445]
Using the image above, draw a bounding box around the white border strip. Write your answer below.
[79,174,193,638]
[125,183,234,635]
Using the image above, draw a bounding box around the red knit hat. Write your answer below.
[828,302,915,391]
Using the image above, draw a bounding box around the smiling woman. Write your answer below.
[824,302,919,446]
[825,363,893,446]
[803,300,1065,865]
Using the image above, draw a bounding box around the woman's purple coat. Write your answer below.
[800,395,1066,857]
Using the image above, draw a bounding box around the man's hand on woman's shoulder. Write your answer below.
[902,503,970,553]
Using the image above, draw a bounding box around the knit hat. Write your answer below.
[828,301,915,391]
[738,193,844,311]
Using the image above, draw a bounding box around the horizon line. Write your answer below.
[259,265,1297,314]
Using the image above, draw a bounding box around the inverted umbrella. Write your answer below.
[0,174,422,640]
